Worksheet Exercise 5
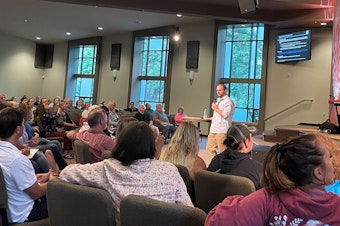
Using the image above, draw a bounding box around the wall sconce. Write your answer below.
[173,26,181,42]
[189,70,195,85]
[112,69,118,81]
[110,43,122,82]
[186,41,200,85]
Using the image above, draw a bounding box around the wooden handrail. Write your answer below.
[264,99,313,122]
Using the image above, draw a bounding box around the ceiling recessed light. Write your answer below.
[98,27,103,30]
[320,22,327,26]
[36,37,41,40]
[66,32,71,36]
[176,14,182,17]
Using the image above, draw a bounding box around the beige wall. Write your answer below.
[169,20,215,134]
[0,24,333,132]
[0,32,43,99]
[265,28,332,130]
[98,33,133,108]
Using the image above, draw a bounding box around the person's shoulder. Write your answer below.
[153,159,178,170]
[134,112,141,117]
[194,155,207,169]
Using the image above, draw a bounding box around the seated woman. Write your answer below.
[106,100,119,132]
[174,106,187,126]
[205,133,340,226]
[48,96,61,113]
[159,122,206,180]
[59,121,191,225]
[79,101,90,127]
[41,103,73,158]
[207,123,262,190]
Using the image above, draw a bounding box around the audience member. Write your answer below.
[134,104,152,125]
[124,101,138,112]
[35,97,48,122]
[60,121,191,225]
[106,100,119,132]
[99,105,114,138]
[207,123,262,190]
[205,133,340,226]
[79,104,99,132]
[48,96,61,113]
[206,83,235,156]
[20,96,28,105]
[56,101,78,131]
[160,122,206,180]
[75,98,84,110]
[174,106,187,126]
[33,95,41,106]
[145,103,154,114]
[41,103,73,158]
[67,108,115,162]
[79,101,90,127]
[0,107,56,223]
[27,98,35,124]
[63,97,74,111]
[153,103,176,140]
[81,102,91,116]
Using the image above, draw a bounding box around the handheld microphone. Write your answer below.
[213,99,217,103]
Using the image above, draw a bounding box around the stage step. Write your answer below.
[263,128,303,143]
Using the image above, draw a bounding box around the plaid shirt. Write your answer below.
[41,112,59,136]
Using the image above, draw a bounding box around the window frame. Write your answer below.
[212,21,269,133]
[64,37,102,104]
[129,26,175,113]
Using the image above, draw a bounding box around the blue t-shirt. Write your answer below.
[325,180,340,195]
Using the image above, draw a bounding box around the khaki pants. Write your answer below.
[206,133,226,156]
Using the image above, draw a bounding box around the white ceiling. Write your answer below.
[0,0,334,43]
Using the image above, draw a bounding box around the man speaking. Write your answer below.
[206,83,235,156]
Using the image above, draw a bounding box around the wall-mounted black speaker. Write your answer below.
[238,0,258,15]
[110,43,121,70]
[186,41,200,69]
[34,44,54,69]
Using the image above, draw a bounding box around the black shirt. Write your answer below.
[134,112,152,124]
[207,149,263,190]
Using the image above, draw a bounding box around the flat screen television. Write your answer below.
[275,29,312,63]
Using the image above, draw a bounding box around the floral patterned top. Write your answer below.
[59,158,193,225]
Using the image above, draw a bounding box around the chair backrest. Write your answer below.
[194,170,256,213]
[0,167,49,226]
[120,195,206,226]
[73,140,92,164]
[67,110,82,126]
[47,179,115,226]
[174,164,195,205]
